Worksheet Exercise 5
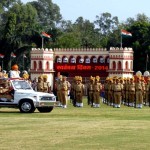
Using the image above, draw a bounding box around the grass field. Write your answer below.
[0,98,150,150]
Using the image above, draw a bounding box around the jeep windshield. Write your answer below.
[12,80,32,90]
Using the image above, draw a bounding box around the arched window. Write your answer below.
[112,61,116,70]
[100,57,105,63]
[63,57,68,63]
[93,57,97,63]
[57,57,62,63]
[79,58,84,63]
[33,61,37,70]
[39,61,42,69]
[46,61,49,70]
[125,61,128,70]
[85,58,90,63]
[118,61,121,70]
[71,57,76,63]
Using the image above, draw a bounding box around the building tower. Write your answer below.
[108,47,134,78]
[30,48,55,88]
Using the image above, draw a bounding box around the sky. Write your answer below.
[22,0,150,22]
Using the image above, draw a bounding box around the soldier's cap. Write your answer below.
[78,76,82,81]
[38,76,43,79]
[43,75,48,79]
[90,76,94,81]
[95,76,100,81]
[106,77,110,80]
[130,77,134,80]
[127,77,130,81]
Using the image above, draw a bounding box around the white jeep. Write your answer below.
[0,79,56,113]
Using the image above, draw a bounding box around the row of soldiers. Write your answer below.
[103,76,150,108]
[55,75,102,108]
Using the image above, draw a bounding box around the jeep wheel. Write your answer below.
[37,106,53,113]
[19,100,36,113]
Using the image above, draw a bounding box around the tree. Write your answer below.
[124,13,150,72]
[0,3,38,70]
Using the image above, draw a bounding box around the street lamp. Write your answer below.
[0,53,4,70]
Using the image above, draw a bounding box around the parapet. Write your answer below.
[110,47,133,51]
[54,48,107,52]
[31,48,53,51]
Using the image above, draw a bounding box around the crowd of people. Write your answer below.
[54,75,150,109]
[1,64,149,109]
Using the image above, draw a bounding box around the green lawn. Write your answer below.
[0,98,150,150]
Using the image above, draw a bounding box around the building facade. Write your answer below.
[30,47,134,87]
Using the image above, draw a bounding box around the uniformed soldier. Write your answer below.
[107,78,113,106]
[122,78,127,104]
[37,76,43,92]
[135,76,143,108]
[125,77,130,106]
[104,77,109,104]
[60,76,70,108]
[119,77,124,104]
[128,77,135,107]
[22,70,29,80]
[113,78,123,108]
[0,79,12,101]
[42,75,50,93]
[141,77,146,105]
[55,75,63,106]
[74,76,84,107]
[93,76,102,108]
[145,77,150,106]
[70,76,77,107]
[87,76,95,106]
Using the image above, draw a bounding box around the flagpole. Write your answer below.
[121,31,122,48]
[146,54,148,71]
[42,37,44,48]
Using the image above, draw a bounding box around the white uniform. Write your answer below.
[9,70,20,78]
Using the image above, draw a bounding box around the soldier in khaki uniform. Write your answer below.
[145,77,150,106]
[37,76,43,92]
[104,77,109,104]
[107,78,113,106]
[135,76,143,108]
[93,76,102,108]
[42,75,50,93]
[113,78,123,108]
[141,77,146,105]
[125,77,130,106]
[87,76,95,106]
[55,75,63,106]
[122,78,127,105]
[119,77,124,104]
[128,77,135,107]
[0,79,12,101]
[70,76,77,107]
[60,76,70,108]
[74,76,84,107]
